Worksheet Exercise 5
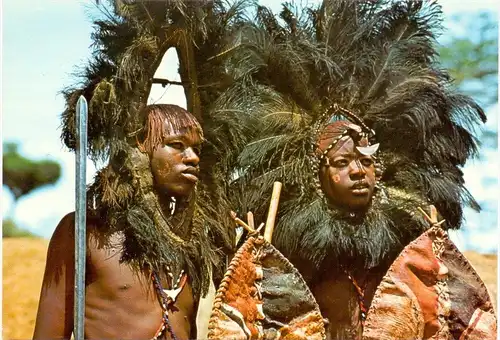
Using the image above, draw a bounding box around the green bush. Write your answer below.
[2,219,37,238]
[3,142,62,200]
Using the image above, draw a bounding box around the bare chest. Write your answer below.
[311,273,380,340]
[83,244,194,339]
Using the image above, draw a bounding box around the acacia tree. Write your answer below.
[438,11,497,106]
[2,142,62,237]
[439,11,497,149]
[438,11,498,243]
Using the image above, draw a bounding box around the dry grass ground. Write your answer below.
[3,238,49,340]
[2,238,497,340]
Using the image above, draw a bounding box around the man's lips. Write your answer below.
[181,168,199,183]
[351,181,368,189]
[350,181,369,195]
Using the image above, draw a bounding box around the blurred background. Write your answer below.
[1,1,498,339]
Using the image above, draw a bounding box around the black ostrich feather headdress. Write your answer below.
[59,0,252,296]
[217,0,486,272]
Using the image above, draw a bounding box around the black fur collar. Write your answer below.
[273,187,430,278]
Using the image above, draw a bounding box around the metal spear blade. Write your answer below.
[74,95,88,339]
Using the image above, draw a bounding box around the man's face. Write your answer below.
[319,137,376,212]
[150,121,202,198]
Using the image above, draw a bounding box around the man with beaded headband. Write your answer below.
[213,0,497,339]
[314,105,380,215]
[301,105,441,338]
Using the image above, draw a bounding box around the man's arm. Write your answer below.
[33,213,76,339]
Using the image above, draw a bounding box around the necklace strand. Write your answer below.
[151,271,178,340]
[346,272,367,323]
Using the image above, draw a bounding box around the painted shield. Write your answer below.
[363,226,497,340]
[207,236,326,339]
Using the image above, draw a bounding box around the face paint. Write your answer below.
[318,138,376,212]
[150,119,203,198]
[316,118,378,212]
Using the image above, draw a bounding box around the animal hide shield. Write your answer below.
[207,236,326,339]
[363,227,497,340]
[207,228,495,340]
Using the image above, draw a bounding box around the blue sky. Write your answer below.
[2,0,498,252]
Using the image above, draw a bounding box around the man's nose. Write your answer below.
[349,160,366,178]
[183,147,200,166]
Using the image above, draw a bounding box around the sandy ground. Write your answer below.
[2,238,497,339]
[3,238,49,340]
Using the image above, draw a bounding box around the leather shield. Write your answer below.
[363,227,497,340]
[207,236,326,340]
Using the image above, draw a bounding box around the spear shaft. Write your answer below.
[74,95,88,339]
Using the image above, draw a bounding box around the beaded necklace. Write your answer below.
[150,270,187,340]
[346,271,368,325]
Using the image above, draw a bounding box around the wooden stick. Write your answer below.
[247,212,255,231]
[255,223,265,233]
[234,217,254,233]
[264,182,283,243]
[417,206,432,223]
[417,205,445,227]
[429,205,438,223]
[230,211,254,233]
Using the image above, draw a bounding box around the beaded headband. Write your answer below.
[309,104,380,197]
[318,105,378,156]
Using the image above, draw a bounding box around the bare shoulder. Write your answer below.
[45,212,108,281]
[48,211,104,259]
[39,213,78,288]
[56,209,105,233]
[47,212,76,254]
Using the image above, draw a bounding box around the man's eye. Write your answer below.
[167,142,184,150]
[333,159,349,167]
[361,158,374,166]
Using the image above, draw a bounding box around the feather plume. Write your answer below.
[215,0,485,276]
[59,0,254,296]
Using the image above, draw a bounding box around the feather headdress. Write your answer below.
[59,0,252,296]
[218,0,486,273]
